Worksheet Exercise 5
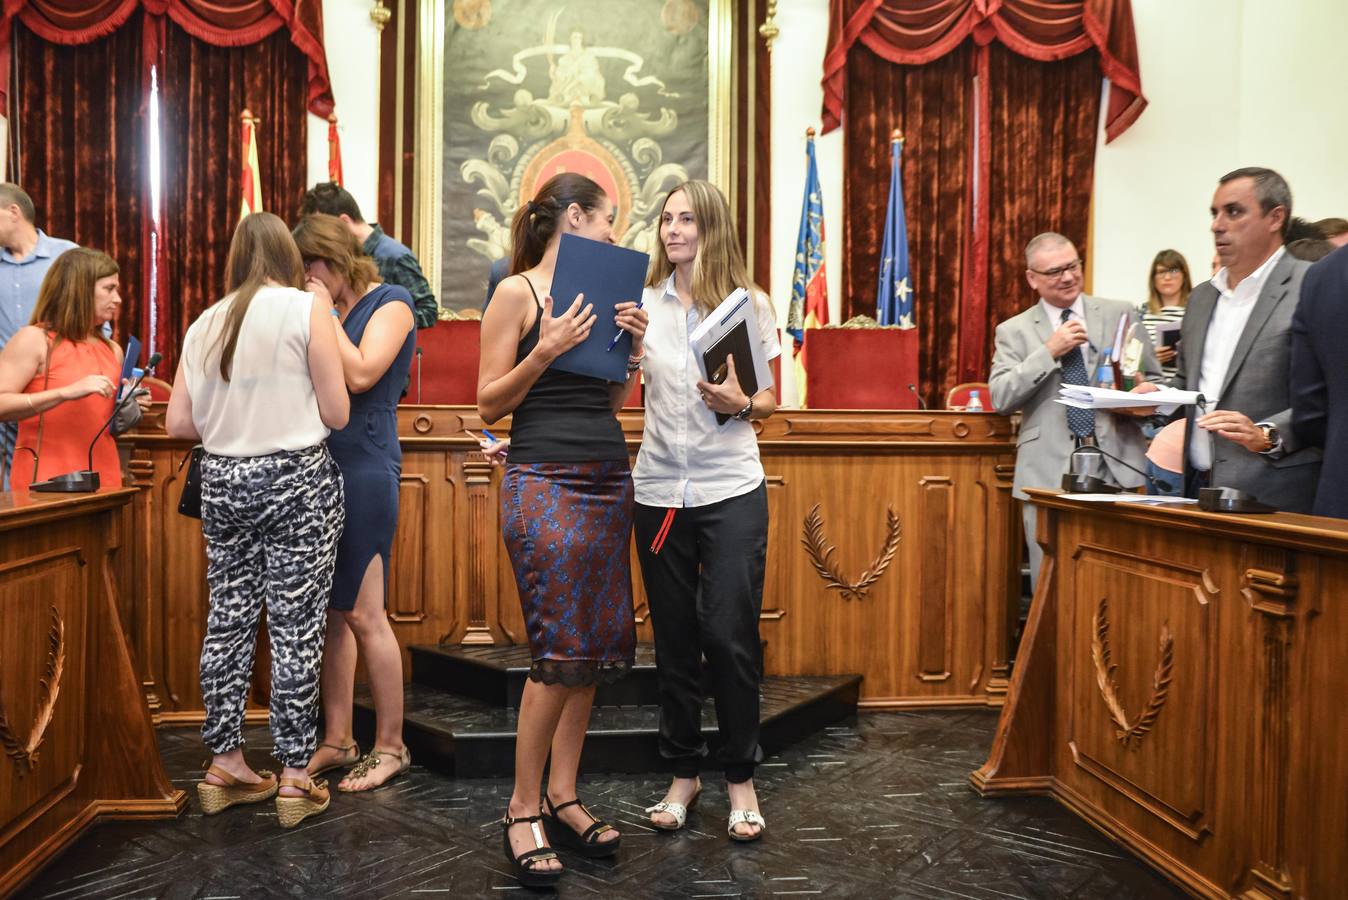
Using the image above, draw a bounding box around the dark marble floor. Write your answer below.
[20,710,1184,899]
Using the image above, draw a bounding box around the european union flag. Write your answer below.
[787,131,829,405]
[876,134,913,328]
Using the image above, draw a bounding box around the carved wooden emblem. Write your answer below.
[0,606,66,775]
[801,504,901,601]
[1091,597,1173,746]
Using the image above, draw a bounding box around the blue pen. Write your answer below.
[607,299,644,351]
[481,429,499,443]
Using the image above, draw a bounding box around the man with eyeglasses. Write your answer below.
[1144,167,1320,512]
[990,232,1160,590]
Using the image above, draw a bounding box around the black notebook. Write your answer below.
[702,320,759,425]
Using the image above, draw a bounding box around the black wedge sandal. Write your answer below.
[542,795,621,858]
[502,812,563,887]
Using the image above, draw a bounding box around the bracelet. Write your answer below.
[627,352,645,364]
[626,359,643,374]
[330,308,341,318]
[26,394,36,413]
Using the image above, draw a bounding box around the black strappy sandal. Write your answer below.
[542,795,621,858]
[502,812,563,887]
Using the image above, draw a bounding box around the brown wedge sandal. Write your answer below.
[308,741,360,777]
[196,765,278,815]
[275,776,330,828]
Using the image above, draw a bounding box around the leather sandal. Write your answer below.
[645,785,702,831]
[338,746,411,792]
[502,813,563,887]
[275,776,330,828]
[196,764,277,815]
[542,795,620,857]
[307,741,360,777]
[727,809,766,842]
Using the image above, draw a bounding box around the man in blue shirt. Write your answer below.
[0,183,77,486]
[298,182,439,328]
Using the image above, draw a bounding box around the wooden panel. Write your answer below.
[118,407,1019,713]
[0,490,184,897]
[973,491,1348,899]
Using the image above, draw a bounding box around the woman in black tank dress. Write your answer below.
[477,173,647,887]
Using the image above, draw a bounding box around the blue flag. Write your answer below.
[876,136,913,328]
[787,133,830,407]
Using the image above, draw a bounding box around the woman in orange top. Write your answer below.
[0,248,145,491]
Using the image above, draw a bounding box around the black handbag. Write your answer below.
[177,446,204,519]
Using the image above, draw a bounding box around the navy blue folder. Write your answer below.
[547,233,650,383]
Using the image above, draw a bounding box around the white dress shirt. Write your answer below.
[632,274,782,508]
[1190,247,1284,470]
[1039,295,1085,328]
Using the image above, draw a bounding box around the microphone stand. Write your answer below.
[31,355,159,493]
[1061,435,1162,494]
[907,383,927,410]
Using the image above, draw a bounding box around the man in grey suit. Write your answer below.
[1167,167,1321,512]
[991,233,1161,588]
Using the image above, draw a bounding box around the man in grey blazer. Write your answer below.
[1168,168,1321,512]
[991,232,1161,589]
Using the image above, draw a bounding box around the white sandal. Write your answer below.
[727,809,766,842]
[645,786,701,831]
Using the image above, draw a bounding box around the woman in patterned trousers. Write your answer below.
[166,212,351,828]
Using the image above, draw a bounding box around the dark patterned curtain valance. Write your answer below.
[0,0,332,116]
[821,0,1145,143]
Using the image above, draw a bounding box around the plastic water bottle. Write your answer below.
[966,389,984,412]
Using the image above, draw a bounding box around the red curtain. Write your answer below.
[821,0,1142,393]
[0,1,332,115]
[842,42,972,405]
[10,14,146,342]
[822,0,1144,142]
[156,21,310,373]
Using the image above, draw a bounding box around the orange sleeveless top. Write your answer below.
[11,335,121,492]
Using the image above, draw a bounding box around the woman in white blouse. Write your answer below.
[166,212,350,829]
[633,180,779,842]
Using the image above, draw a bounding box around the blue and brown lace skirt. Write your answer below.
[501,461,637,686]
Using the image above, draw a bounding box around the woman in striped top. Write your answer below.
[1137,249,1192,375]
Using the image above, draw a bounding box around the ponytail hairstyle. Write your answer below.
[646,180,771,323]
[210,212,306,381]
[509,173,608,274]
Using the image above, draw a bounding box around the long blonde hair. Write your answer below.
[210,212,305,381]
[646,180,770,321]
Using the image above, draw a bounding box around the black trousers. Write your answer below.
[634,482,767,783]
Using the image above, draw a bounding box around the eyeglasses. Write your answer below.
[1029,259,1083,278]
[1154,267,1183,278]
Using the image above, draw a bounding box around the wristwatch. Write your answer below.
[734,398,754,421]
[1258,423,1282,454]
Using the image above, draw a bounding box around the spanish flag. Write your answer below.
[327,113,344,185]
[786,128,829,407]
[240,109,263,220]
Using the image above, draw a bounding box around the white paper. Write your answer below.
[1055,385,1203,416]
[1062,493,1199,505]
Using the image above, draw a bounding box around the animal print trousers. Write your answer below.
[198,444,344,768]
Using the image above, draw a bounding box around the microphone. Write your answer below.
[907,383,927,410]
[416,346,423,404]
[1061,434,1161,494]
[32,352,161,493]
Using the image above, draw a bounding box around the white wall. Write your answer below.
[1092,0,1348,303]
[304,0,383,221]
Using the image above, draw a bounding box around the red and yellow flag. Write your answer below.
[240,109,263,220]
[327,113,344,185]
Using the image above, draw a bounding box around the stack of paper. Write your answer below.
[1055,385,1202,416]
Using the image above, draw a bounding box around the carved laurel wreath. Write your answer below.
[1091,597,1174,746]
[0,606,66,776]
[801,504,902,601]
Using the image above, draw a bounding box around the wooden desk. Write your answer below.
[972,490,1348,898]
[118,405,1020,718]
[0,489,185,897]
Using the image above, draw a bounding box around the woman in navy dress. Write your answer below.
[293,214,417,792]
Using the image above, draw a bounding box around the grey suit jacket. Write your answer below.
[1175,252,1321,512]
[990,295,1161,500]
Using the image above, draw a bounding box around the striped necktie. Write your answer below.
[1059,309,1095,437]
